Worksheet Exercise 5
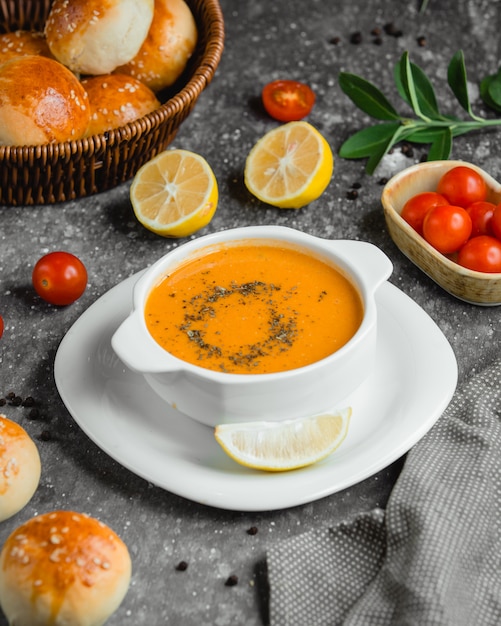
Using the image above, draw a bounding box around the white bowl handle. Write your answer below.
[111,312,180,374]
[323,239,393,292]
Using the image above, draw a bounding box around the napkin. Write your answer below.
[267,358,501,625]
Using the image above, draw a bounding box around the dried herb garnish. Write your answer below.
[339,50,501,174]
[178,281,299,372]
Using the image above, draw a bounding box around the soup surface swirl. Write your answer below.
[145,242,363,374]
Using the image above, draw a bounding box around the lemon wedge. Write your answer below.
[214,408,351,472]
[130,149,218,237]
[243,121,334,209]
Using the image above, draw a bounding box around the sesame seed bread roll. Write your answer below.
[115,0,198,92]
[0,30,54,64]
[0,415,40,522]
[81,73,160,135]
[45,0,155,75]
[0,510,132,626]
[0,55,90,146]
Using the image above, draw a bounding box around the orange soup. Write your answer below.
[145,242,363,374]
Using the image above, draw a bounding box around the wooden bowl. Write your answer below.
[0,0,224,205]
[381,160,501,306]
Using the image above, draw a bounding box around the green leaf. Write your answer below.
[338,122,401,158]
[419,0,430,13]
[447,50,481,120]
[404,128,445,143]
[404,123,464,143]
[426,128,452,161]
[338,73,400,121]
[394,59,441,119]
[395,52,431,121]
[487,69,501,107]
[481,76,501,113]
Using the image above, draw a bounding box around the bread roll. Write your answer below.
[0,415,40,522]
[45,0,154,75]
[115,0,198,92]
[0,30,54,64]
[81,73,160,135]
[0,510,132,626]
[0,55,90,145]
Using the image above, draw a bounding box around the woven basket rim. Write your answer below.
[0,0,225,158]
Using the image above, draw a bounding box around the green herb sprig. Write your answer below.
[338,51,501,174]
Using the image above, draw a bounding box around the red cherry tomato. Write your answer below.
[491,204,501,241]
[0,315,3,339]
[457,236,501,273]
[262,80,316,122]
[400,191,448,235]
[422,204,472,254]
[436,166,487,208]
[466,201,496,237]
[32,251,87,306]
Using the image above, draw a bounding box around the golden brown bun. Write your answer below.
[115,0,198,92]
[0,415,40,522]
[0,510,132,626]
[0,55,90,146]
[45,0,155,75]
[0,30,54,64]
[81,73,160,135]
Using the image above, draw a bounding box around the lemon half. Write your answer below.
[130,149,218,238]
[244,121,334,209]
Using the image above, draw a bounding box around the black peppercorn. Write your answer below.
[225,575,239,586]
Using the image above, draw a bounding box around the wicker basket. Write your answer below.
[0,0,225,205]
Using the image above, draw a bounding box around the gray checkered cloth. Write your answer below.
[267,358,501,625]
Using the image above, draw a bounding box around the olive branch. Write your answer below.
[338,51,501,174]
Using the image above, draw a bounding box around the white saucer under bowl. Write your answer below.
[54,272,457,512]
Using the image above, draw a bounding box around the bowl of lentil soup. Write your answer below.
[111,226,393,427]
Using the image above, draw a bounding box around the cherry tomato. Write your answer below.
[491,203,501,241]
[422,204,472,254]
[457,236,501,273]
[0,315,3,339]
[262,80,316,122]
[400,191,448,235]
[466,201,496,237]
[436,166,487,208]
[32,251,87,306]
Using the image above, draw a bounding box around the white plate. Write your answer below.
[54,272,458,512]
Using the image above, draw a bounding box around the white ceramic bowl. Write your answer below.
[111,226,393,427]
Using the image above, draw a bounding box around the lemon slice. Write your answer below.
[130,149,218,237]
[214,408,351,472]
[244,121,334,209]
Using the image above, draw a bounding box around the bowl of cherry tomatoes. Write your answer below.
[381,160,501,305]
